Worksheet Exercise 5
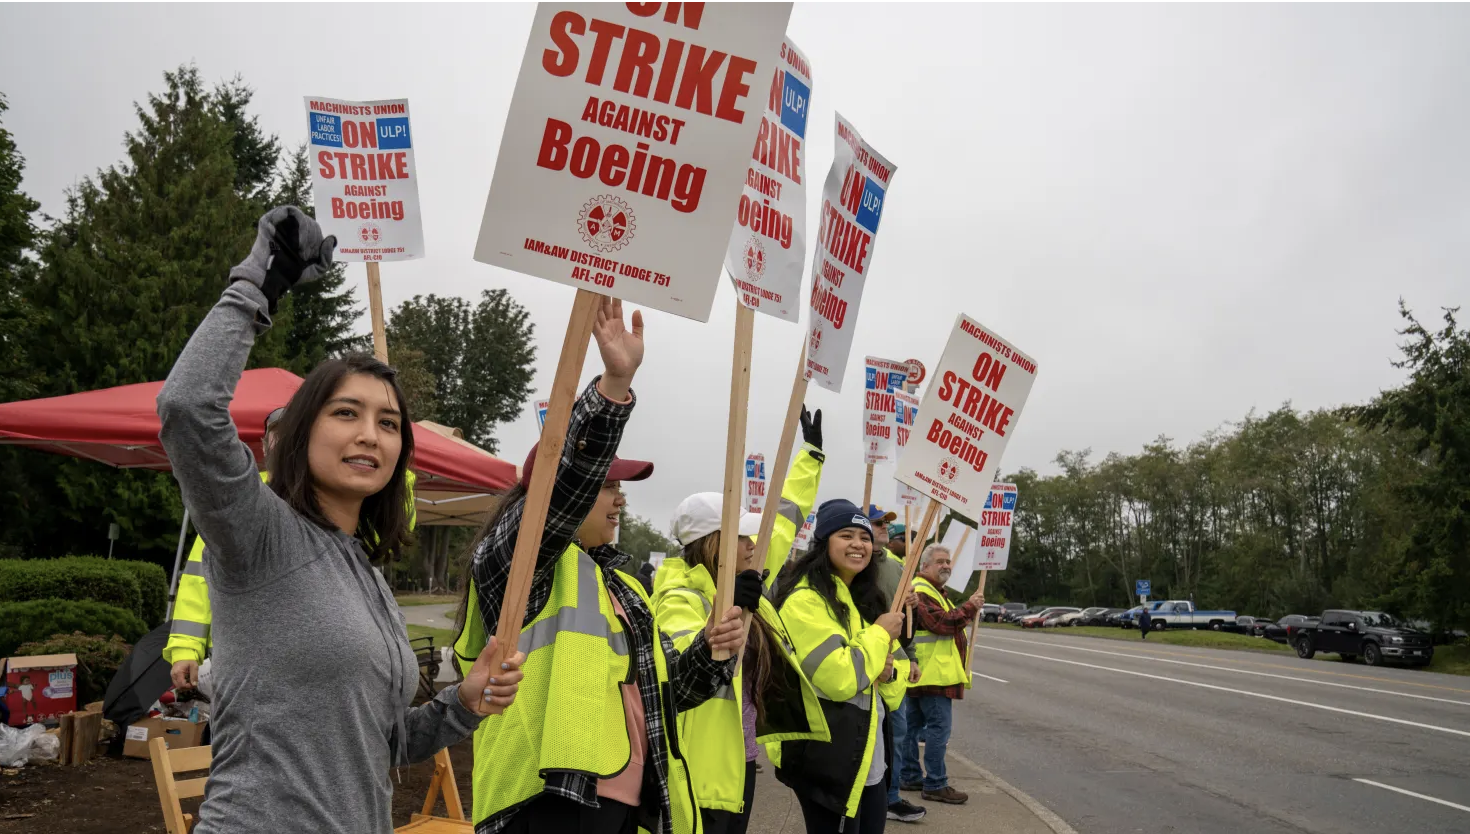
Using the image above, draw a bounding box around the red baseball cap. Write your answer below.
[519,442,654,490]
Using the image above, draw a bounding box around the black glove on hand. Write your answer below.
[231,206,336,314]
[733,569,766,612]
[800,406,823,451]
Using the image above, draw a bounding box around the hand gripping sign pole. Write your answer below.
[713,301,756,660]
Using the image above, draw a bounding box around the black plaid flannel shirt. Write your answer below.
[471,378,734,834]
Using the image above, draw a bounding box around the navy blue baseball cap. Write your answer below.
[814,499,874,542]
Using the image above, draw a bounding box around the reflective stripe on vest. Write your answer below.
[911,578,970,688]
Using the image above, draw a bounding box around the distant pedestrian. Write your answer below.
[1138,606,1153,639]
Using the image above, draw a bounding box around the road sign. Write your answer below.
[1136,579,1151,597]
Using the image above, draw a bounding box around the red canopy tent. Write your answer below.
[0,368,518,614]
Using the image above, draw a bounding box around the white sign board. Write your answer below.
[894,388,920,449]
[895,482,923,508]
[475,2,793,322]
[792,511,815,553]
[531,398,550,431]
[305,97,424,261]
[895,315,1038,512]
[745,452,767,514]
[862,356,907,464]
[973,483,1017,572]
[941,518,978,594]
[805,114,897,391]
[726,37,812,322]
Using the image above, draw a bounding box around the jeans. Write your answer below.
[887,695,909,804]
[899,696,953,791]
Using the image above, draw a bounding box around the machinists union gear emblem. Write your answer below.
[809,326,822,354]
[578,195,635,253]
[742,235,767,282]
[938,457,960,483]
[358,224,381,244]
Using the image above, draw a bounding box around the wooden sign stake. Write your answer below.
[752,342,809,566]
[713,301,756,660]
[366,262,389,363]
[964,567,989,676]
[481,289,601,710]
[889,500,940,615]
[862,463,874,513]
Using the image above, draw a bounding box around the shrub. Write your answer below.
[0,557,144,620]
[111,559,168,626]
[0,599,147,658]
[13,632,133,706]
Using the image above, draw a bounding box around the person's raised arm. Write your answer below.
[471,298,646,622]
[762,407,824,587]
[156,207,334,584]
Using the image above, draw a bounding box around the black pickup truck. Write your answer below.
[1292,610,1434,667]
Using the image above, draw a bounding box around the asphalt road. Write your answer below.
[945,628,1470,834]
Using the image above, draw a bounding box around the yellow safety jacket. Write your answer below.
[769,575,910,820]
[650,443,828,813]
[910,577,971,689]
[454,544,702,833]
[163,470,417,664]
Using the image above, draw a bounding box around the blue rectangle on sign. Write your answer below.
[865,367,879,390]
[1001,493,1017,511]
[309,112,342,147]
[746,460,756,478]
[376,117,412,150]
[1136,580,1151,596]
[780,71,810,139]
[855,178,885,234]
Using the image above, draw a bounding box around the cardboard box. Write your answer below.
[3,653,78,727]
[123,715,207,759]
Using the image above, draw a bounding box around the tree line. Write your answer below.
[993,306,1469,631]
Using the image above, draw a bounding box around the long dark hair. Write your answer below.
[265,355,415,561]
[454,482,527,634]
[774,532,887,631]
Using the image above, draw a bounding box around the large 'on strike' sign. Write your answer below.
[895,315,1038,513]
[475,2,793,322]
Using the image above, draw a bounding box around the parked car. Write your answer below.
[1085,608,1128,627]
[1117,601,1167,628]
[998,602,1029,623]
[1293,610,1433,667]
[1263,614,1318,644]
[1011,605,1047,624]
[980,603,1003,622]
[1058,607,1110,627]
[1147,600,1237,630]
[1022,607,1081,628]
[1225,615,1273,636]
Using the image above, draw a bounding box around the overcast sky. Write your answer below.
[3,3,1467,537]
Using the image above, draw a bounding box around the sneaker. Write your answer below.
[887,800,927,823]
[922,786,969,805]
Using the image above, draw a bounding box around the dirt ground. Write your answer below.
[0,697,475,833]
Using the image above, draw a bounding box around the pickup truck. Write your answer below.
[1146,600,1237,631]
[1292,610,1435,667]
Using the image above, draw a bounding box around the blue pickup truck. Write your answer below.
[1146,600,1237,631]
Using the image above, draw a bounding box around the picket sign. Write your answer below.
[714,301,756,660]
[473,3,793,684]
[889,500,941,616]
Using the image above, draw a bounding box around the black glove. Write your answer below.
[230,206,336,314]
[800,406,823,451]
[733,569,766,612]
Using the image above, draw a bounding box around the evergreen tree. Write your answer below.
[0,92,41,404]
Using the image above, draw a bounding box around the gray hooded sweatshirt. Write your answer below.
[157,282,483,834]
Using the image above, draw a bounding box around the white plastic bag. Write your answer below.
[0,722,47,767]
[29,731,60,762]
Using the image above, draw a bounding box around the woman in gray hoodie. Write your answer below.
[157,207,524,834]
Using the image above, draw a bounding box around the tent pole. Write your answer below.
[165,508,191,622]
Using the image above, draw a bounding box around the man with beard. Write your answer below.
[898,544,984,805]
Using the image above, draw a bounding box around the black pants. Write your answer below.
[796,782,887,834]
[701,760,758,834]
[1141,623,1150,639]
[503,793,637,834]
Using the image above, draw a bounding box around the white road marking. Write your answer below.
[978,644,1470,739]
[971,671,1009,684]
[1353,779,1470,813]
[987,633,1470,708]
